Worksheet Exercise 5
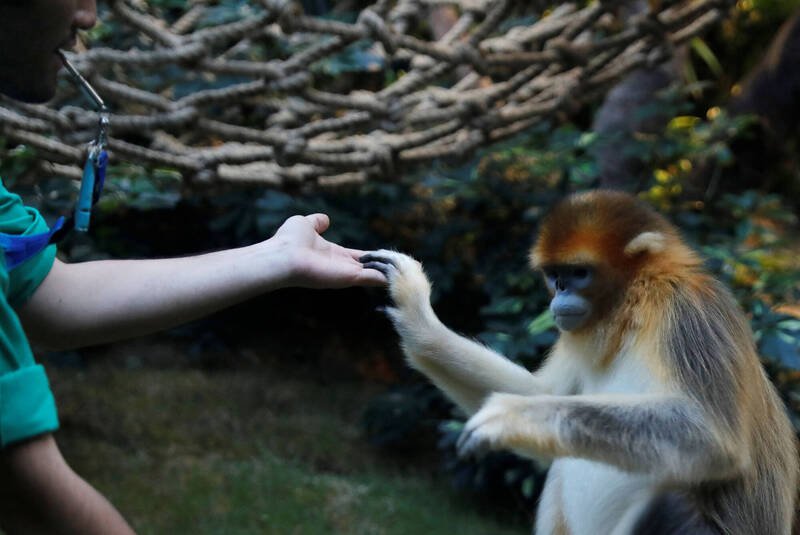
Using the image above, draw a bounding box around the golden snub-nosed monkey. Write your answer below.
[361,190,799,535]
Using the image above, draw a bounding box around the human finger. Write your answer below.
[305,213,330,234]
[356,266,389,286]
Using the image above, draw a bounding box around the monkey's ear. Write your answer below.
[529,250,543,269]
[624,231,666,256]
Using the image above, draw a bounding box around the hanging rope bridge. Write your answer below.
[0,0,732,188]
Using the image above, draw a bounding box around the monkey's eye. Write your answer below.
[572,267,591,280]
[542,267,560,284]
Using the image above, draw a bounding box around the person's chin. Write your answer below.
[0,57,60,103]
[0,77,58,104]
[4,87,56,104]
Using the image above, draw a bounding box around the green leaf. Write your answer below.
[527,309,555,336]
[482,297,525,315]
[690,37,723,77]
[521,476,536,498]
[778,320,800,331]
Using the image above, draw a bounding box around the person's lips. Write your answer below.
[56,34,77,53]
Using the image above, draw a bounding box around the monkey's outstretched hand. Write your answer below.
[359,250,437,335]
[360,249,545,415]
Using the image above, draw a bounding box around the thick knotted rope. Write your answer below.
[0,0,733,187]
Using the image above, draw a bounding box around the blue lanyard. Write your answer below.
[73,142,109,233]
[0,52,108,270]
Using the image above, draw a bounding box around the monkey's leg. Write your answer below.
[458,393,745,483]
[360,250,561,414]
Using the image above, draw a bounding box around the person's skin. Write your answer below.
[0,435,135,535]
[19,213,386,350]
[0,1,386,533]
[0,0,92,103]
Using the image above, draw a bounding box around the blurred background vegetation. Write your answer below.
[2,0,800,532]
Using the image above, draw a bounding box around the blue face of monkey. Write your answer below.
[543,265,594,332]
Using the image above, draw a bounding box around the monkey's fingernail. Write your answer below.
[360,253,399,270]
[362,261,392,276]
[456,432,470,455]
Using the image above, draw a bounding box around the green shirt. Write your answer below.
[0,180,58,447]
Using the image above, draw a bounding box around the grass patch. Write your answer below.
[45,343,528,534]
[94,450,524,534]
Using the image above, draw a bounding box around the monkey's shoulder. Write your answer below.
[661,277,755,371]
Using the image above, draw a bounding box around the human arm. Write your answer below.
[0,434,135,535]
[18,213,386,351]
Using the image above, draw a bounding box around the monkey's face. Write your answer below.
[542,264,594,331]
[540,262,625,333]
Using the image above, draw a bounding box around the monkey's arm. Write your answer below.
[458,393,748,483]
[361,250,578,414]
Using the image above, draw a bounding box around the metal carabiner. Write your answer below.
[58,50,109,232]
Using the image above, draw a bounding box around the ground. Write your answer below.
[40,290,529,534]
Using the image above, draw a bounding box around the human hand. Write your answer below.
[267,213,387,289]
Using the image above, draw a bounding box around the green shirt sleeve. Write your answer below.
[0,180,57,306]
[0,179,59,447]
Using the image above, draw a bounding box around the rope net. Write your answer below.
[0,0,731,188]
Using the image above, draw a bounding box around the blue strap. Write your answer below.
[0,217,64,270]
[1,148,108,268]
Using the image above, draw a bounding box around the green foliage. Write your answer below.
[361,383,448,447]
[101,164,183,211]
[0,141,38,184]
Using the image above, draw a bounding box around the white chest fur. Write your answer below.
[543,346,662,535]
[579,346,660,395]
[551,457,655,535]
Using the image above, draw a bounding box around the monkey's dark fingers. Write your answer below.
[359,252,399,270]
[361,260,395,278]
[456,427,491,459]
[375,305,398,315]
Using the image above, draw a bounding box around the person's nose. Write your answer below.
[74,0,98,31]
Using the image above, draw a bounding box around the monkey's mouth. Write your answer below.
[554,312,588,331]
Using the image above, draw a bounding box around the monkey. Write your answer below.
[360,190,799,535]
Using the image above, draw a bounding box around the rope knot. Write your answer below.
[389,0,421,27]
[546,37,589,66]
[646,45,672,68]
[370,142,395,177]
[358,9,397,55]
[633,13,673,67]
[454,43,489,75]
[461,98,488,119]
[462,99,494,133]
[635,13,667,39]
[262,0,301,34]
[460,0,488,20]
[274,134,307,167]
[265,71,311,92]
